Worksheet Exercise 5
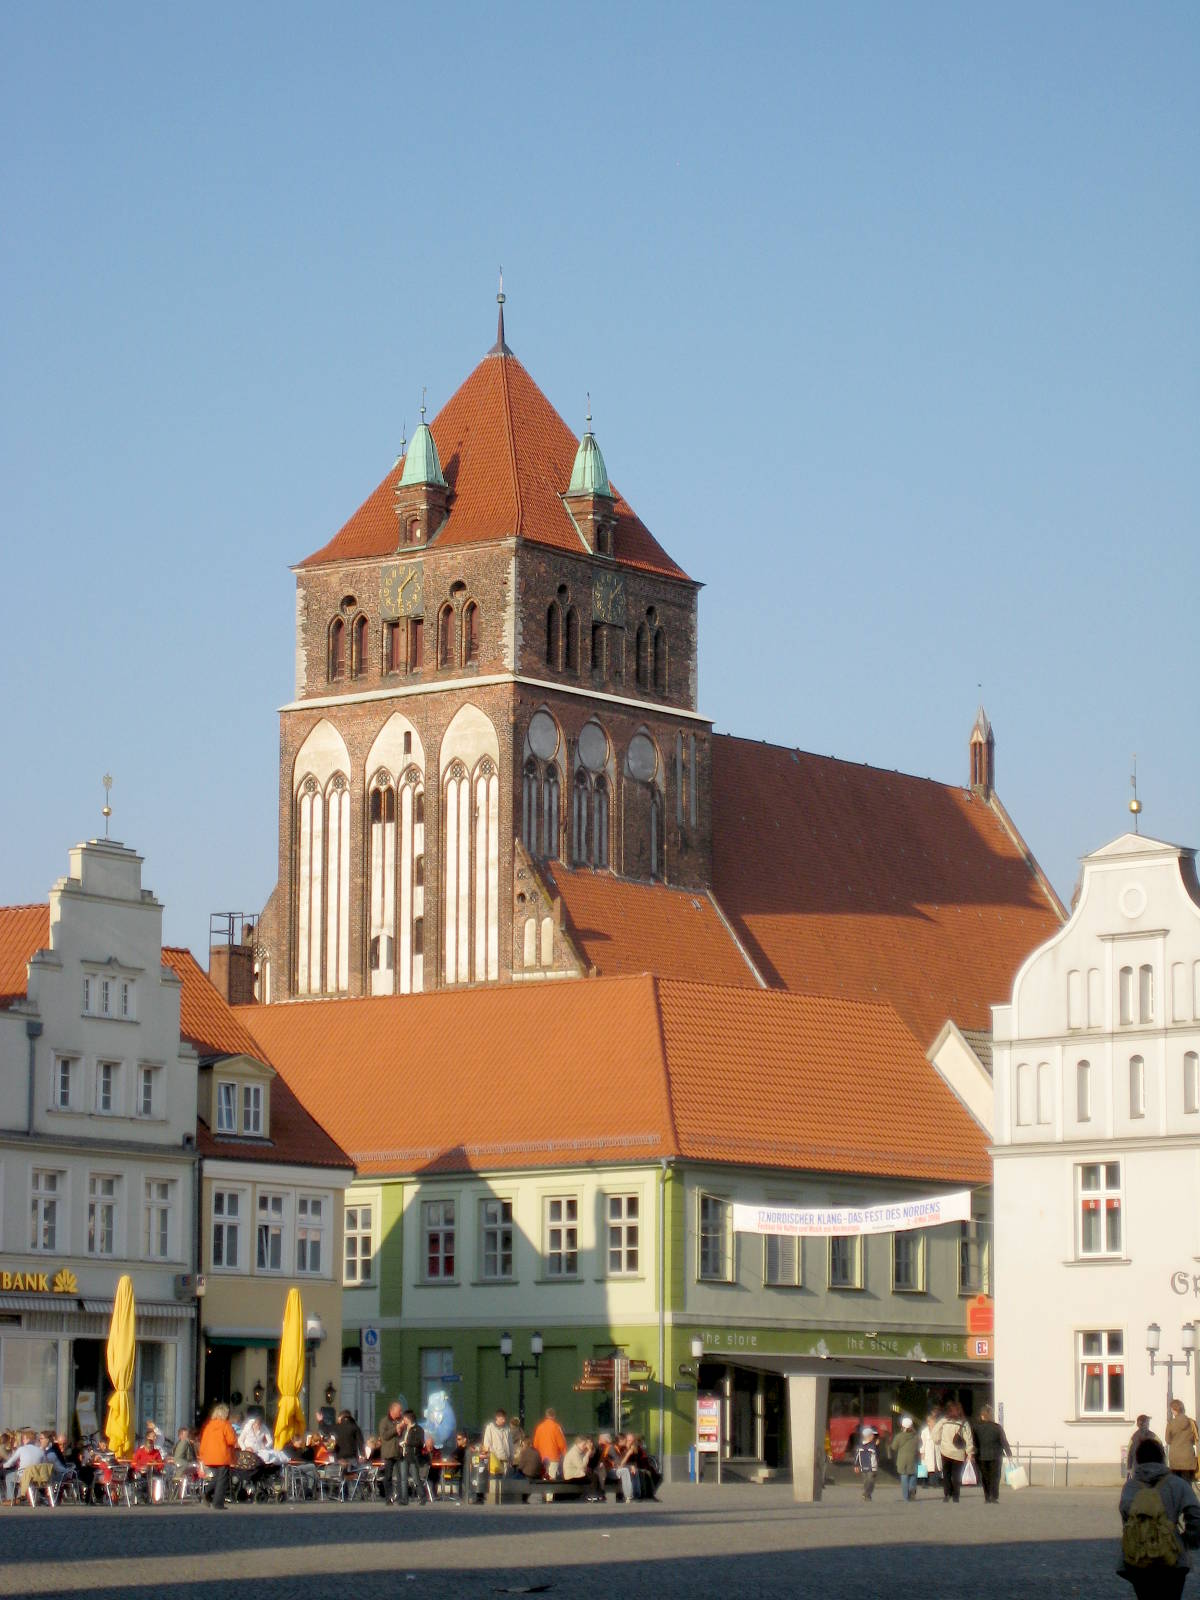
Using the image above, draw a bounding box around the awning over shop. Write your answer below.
[0,1294,61,1312]
[83,1299,194,1320]
[203,1333,279,1349]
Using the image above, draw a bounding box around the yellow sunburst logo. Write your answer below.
[52,1269,78,1295]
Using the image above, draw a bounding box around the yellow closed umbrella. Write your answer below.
[104,1274,136,1457]
[274,1288,306,1449]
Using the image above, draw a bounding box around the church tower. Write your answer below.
[255,296,710,1001]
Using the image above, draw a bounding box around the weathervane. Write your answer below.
[1129,755,1142,833]
[102,774,113,839]
[420,385,427,423]
[586,391,592,432]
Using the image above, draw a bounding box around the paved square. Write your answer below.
[0,1483,1137,1600]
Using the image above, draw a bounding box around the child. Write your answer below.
[854,1425,879,1501]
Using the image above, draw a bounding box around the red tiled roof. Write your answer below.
[546,869,758,987]
[234,976,988,1185]
[0,904,48,1006]
[298,348,689,581]
[161,947,352,1172]
[710,735,1064,1047]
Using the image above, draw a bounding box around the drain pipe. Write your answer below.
[25,1019,43,1133]
[659,1158,669,1474]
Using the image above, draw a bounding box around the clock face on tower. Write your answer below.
[381,560,424,618]
[592,571,627,627]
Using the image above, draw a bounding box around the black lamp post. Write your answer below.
[1147,1321,1197,1408]
[500,1330,543,1430]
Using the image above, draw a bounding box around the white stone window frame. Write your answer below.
[420,1197,457,1283]
[697,1192,733,1283]
[958,1218,991,1297]
[606,1192,641,1277]
[211,1186,248,1273]
[544,1194,580,1280]
[215,1080,238,1135]
[256,1190,288,1274]
[242,1081,264,1136]
[295,1193,326,1276]
[478,1195,515,1282]
[1078,1327,1126,1417]
[136,1063,161,1120]
[1077,1160,1123,1259]
[30,1168,66,1253]
[343,1197,376,1287]
[95,1059,122,1116]
[87,1172,121,1259]
[828,1233,864,1291]
[54,1056,77,1111]
[143,1176,174,1261]
[763,1231,802,1289]
[891,1230,927,1294]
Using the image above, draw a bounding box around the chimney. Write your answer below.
[209,913,257,1006]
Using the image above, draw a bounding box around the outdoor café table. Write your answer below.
[284,1461,317,1500]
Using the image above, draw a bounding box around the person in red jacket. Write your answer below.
[198,1404,237,1509]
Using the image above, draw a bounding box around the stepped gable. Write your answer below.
[546,867,759,987]
[298,345,689,581]
[234,975,987,1186]
[161,947,351,1171]
[0,904,49,1006]
[710,734,1065,1047]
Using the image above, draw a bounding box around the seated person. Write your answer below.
[633,1436,660,1500]
[514,1434,544,1481]
[173,1426,197,1466]
[332,1410,365,1463]
[613,1434,641,1501]
[562,1436,606,1502]
[3,1431,46,1501]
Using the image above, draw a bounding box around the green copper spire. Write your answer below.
[399,389,446,489]
[567,397,612,497]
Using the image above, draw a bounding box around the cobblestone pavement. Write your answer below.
[0,1482,1139,1600]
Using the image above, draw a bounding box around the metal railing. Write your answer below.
[1009,1442,1074,1487]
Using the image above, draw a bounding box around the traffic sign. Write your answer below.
[361,1325,381,1351]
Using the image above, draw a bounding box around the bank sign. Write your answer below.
[732,1190,972,1239]
[0,1267,78,1294]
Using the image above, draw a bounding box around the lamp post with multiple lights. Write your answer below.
[499,1330,543,1431]
[1147,1320,1197,1409]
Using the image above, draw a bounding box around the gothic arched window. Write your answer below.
[546,603,562,670]
[328,618,345,681]
[565,607,579,672]
[636,624,650,689]
[438,604,455,669]
[463,602,480,665]
[653,628,667,694]
[522,710,564,862]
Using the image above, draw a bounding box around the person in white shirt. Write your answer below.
[4,1431,46,1501]
[481,1409,515,1473]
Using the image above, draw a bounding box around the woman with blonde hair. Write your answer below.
[198,1402,237,1510]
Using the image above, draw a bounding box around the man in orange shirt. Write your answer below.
[198,1403,238,1509]
[532,1408,567,1479]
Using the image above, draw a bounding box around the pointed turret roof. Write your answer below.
[298,328,689,579]
[970,704,993,742]
[398,415,446,489]
[567,410,612,498]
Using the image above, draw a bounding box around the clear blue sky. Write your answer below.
[2,2,1197,951]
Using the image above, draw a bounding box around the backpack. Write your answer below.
[1122,1482,1180,1569]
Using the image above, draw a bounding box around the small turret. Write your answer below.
[394,394,449,548]
[563,401,616,556]
[969,705,995,797]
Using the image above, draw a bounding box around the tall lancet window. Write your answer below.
[440,703,501,986]
[572,720,613,869]
[368,779,397,991]
[521,710,564,862]
[364,713,426,996]
[294,720,351,996]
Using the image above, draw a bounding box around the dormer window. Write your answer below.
[242,1083,263,1135]
[216,1081,237,1133]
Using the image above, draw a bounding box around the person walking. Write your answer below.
[920,1409,942,1490]
[532,1407,567,1479]
[853,1425,880,1501]
[890,1415,920,1501]
[1128,1416,1158,1476]
[1165,1401,1198,1483]
[934,1403,974,1502]
[1119,1436,1200,1598]
[198,1403,237,1510]
[380,1402,403,1503]
[398,1410,425,1504]
[972,1405,1013,1503]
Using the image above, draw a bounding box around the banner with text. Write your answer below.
[732,1190,972,1239]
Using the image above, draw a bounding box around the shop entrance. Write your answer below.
[72,1339,106,1438]
[203,1345,233,1413]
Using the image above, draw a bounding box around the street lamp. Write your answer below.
[305,1313,327,1424]
[500,1330,542,1430]
[678,1337,706,1379]
[1147,1321,1197,1407]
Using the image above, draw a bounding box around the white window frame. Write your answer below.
[296,1194,325,1275]
[829,1233,863,1290]
[343,1200,375,1286]
[697,1193,733,1283]
[421,1198,456,1282]
[211,1187,245,1272]
[1078,1161,1123,1258]
[479,1196,514,1282]
[242,1082,263,1136]
[763,1232,801,1288]
[544,1195,579,1279]
[1079,1328,1125,1416]
[137,1064,157,1119]
[143,1178,173,1260]
[31,1169,65,1253]
[256,1190,287,1272]
[96,1059,121,1115]
[87,1173,119,1258]
[958,1218,991,1296]
[215,1080,237,1134]
[54,1056,76,1111]
[892,1230,926,1293]
[120,979,134,1020]
[606,1193,640,1277]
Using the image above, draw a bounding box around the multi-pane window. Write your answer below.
[55,1057,74,1110]
[893,1232,925,1292]
[344,1203,375,1285]
[420,1347,455,1414]
[212,1190,241,1268]
[764,1233,801,1287]
[1079,1162,1122,1257]
[958,1219,991,1295]
[138,1065,156,1118]
[120,980,133,1019]
[422,1199,456,1280]
[82,975,92,1014]
[296,1195,324,1273]
[144,1179,172,1259]
[97,1061,118,1114]
[31,1170,62,1251]
[242,1083,263,1135]
[257,1192,285,1271]
[216,1082,236,1133]
[1080,1329,1125,1415]
[479,1198,514,1280]
[829,1235,862,1289]
[88,1175,117,1256]
[698,1194,732,1281]
[607,1194,640,1275]
[545,1196,578,1277]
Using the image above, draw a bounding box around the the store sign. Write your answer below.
[0,1267,78,1294]
[732,1190,971,1239]
[1171,1272,1200,1298]
[696,1396,721,1451]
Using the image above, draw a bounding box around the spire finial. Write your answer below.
[1129,754,1142,832]
[586,392,592,432]
[420,385,427,423]
[102,773,113,839]
[492,266,510,354]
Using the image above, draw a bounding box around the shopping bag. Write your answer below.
[1004,1460,1029,1491]
[960,1457,978,1488]
[916,1462,928,1480]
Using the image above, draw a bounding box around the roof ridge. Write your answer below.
[648,976,681,1158]
[712,731,977,793]
[498,350,523,534]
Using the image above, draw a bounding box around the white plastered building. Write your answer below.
[993,832,1200,1483]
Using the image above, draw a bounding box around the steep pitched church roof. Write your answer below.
[299,336,689,581]
[709,735,1064,1047]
